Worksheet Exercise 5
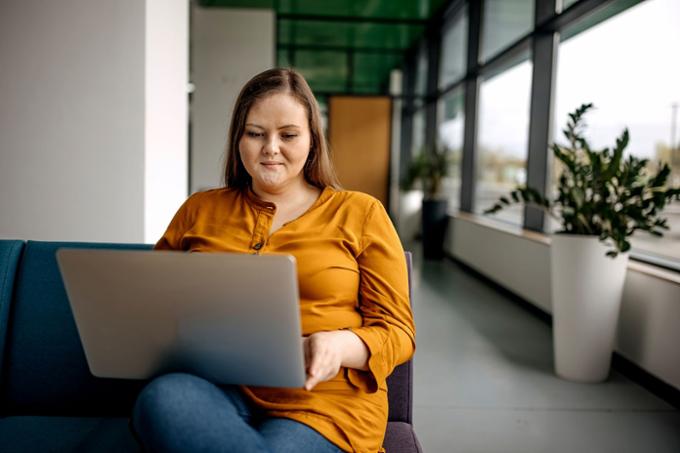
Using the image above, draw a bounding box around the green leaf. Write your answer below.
[479,103,680,257]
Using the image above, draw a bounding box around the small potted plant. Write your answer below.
[402,145,452,259]
[485,103,680,382]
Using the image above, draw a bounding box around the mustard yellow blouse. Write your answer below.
[154,186,416,453]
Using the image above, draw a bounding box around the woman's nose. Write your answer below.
[263,137,280,155]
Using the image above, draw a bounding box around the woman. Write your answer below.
[131,68,415,453]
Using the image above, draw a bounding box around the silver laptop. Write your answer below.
[56,249,306,388]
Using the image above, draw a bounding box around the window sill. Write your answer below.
[450,211,680,286]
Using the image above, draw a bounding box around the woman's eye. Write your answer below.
[282,134,298,140]
[246,131,263,138]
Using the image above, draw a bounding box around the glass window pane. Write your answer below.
[553,0,680,264]
[437,88,465,211]
[414,42,428,107]
[481,0,534,62]
[439,6,468,89]
[294,50,347,92]
[475,59,533,225]
[353,52,401,94]
[563,0,580,10]
[412,108,426,157]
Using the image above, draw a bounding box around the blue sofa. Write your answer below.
[0,240,421,452]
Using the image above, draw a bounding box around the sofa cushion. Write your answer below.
[1,241,151,416]
[0,416,140,452]
[0,241,25,392]
[384,421,423,453]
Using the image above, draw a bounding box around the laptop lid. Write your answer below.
[56,249,305,388]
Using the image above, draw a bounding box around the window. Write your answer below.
[412,108,426,157]
[439,6,468,89]
[553,0,680,264]
[438,88,465,211]
[563,0,580,10]
[481,0,534,62]
[414,42,429,108]
[475,57,533,225]
[294,50,347,92]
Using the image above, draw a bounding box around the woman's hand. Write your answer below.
[303,330,369,391]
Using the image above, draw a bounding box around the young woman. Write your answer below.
[131,68,415,453]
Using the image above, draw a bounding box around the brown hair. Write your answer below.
[223,68,341,190]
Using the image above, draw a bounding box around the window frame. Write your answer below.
[401,0,680,273]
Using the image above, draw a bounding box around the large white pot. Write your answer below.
[551,234,629,382]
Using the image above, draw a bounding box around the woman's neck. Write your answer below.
[251,180,320,209]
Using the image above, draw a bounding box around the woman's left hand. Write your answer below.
[303,330,369,391]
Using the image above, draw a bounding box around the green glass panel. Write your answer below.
[351,23,423,49]
[276,0,446,20]
[279,19,422,50]
[200,0,448,19]
[353,52,401,93]
[277,49,291,67]
[199,0,452,95]
[198,0,275,7]
[293,50,348,93]
[279,20,354,47]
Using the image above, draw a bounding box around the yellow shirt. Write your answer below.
[154,186,416,453]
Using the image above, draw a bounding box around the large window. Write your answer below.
[553,0,680,264]
[563,0,580,10]
[439,5,468,89]
[481,0,534,62]
[414,42,429,108]
[412,108,426,157]
[438,88,465,211]
[475,57,533,225]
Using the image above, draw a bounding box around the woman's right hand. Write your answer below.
[302,330,368,391]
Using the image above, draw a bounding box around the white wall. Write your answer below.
[190,6,275,193]
[0,0,188,244]
[447,215,680,391]
[145,0,189,243]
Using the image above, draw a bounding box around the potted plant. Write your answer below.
[484,104,680,382]
[402,145,452,259]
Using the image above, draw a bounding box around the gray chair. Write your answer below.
[383,252,422,452]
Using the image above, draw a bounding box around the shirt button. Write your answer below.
[253,242,263,250]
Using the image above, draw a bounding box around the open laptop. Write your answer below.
[56,249,306,388]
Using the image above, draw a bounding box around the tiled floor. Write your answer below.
[409,254,680,453]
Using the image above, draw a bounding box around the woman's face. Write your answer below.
[239,92,312,195]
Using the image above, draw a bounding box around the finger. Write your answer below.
[306,341,325,377]
[303,337,311,371]
[305,374,319,391]
[310,358,337,385]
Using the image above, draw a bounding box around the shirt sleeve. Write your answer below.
[153,195,196,251]
[346,199,416,393]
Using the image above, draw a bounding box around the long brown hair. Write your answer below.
[223,68,340,190]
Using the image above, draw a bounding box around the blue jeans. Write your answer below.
[131,373,343,453]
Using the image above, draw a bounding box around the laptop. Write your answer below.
[56,248,306,388]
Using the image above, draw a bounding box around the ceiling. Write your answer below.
[198,0,449,96]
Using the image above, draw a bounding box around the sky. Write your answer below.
[444,0,680,159]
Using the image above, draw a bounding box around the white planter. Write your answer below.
[551,234,629,382]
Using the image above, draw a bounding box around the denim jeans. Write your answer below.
[131,372,344,453]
